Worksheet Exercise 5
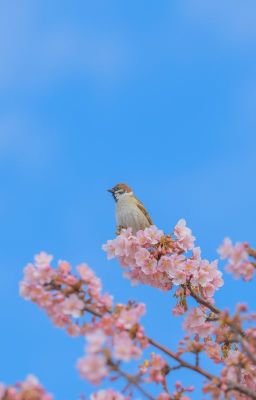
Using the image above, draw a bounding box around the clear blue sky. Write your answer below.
[1,1,256,399]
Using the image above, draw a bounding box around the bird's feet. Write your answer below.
[116,225,127,235]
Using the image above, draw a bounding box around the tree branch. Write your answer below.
[113,364,155,400]
[187,283,220,315]
[148,338,256,399]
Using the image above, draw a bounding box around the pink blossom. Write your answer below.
[183,307,213,337]
[170,268,187,285]
[203,283,215,298]
[0,384,5,399]
[113,332,141,361]
[174,219,189,239]
[136,229,150,245]
[34,252,53,268]
[66,324,82,336]
[116,303,146,329]
[135,248,151,267]
[102,240,117,259]
[143,353,167,384]
[77,354,108,384]
[158,256,172,273]
[85,329,106,353]
[218,237,233,259]
[157,394,171,400]
[62,294,84,318]
[23,263,39,283]
[218,238,255,281]
[77,263,96,282]
[174,219,195,251]
[192,247,201,259]
[141,257,158,275]
[112,236,128,257]
[90,389,128,400]
[98,293,113,310]
[172,304,186,316]
[204,341,222,363]
[103,221,205,292]
[0,375,53,400]
[143,225,164,245]
[57,260,71,275]
[158,381,194,400]
[178,234,195,251]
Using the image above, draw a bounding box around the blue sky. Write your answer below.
[1,1,256,399]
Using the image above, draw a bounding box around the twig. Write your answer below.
[187,283,220,315]
[55,288,256,399]
[147,337,214,380]
[147,337,256,399]
[248,247,256,259]
[114,364,155,400]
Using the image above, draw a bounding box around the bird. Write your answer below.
[107,183,153,234]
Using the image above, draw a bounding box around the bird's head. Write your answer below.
[107,183,133,201]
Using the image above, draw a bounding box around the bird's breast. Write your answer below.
[115,197,151,233]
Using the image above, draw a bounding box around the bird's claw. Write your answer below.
[116,225,127,235]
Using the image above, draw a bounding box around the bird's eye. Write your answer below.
[115,189,124,196]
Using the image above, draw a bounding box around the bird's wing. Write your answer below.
[134,196,153,225]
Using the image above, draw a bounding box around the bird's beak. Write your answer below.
[107,188,114,193]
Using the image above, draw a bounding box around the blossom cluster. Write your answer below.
[103,220,224,336]
[18,223,256,400]
[20,252,113,335]
[177,305,256,398]
[20,254,148,388]
[156,381,194,400]
[177,334,222,364]
[140,352,169,385]
[218,238,255,281]
[103,221,223,297]
[203,348,256,400]
[0,375,53,400]
[77,302,147,385]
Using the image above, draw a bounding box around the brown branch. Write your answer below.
[248,247,256,259]
[114,365,155,400]
[83,305,102,317]
[148,338,256,399]
[82,300,256,399]
[187,283,256,366]
[226,382,256,399]
[147,337,214,380]
[187,283,220,315]
[52,286,256,399]
[231,325,256,365]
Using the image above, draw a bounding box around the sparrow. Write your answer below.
[107,183,153,234]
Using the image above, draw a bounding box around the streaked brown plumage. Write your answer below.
[108,183,153,234]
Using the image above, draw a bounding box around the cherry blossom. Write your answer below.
[86,329,107,353]
[20,254,113,334]
[0,375,53,400]
[18,222,256,400]
[218,238,255,281]
[90,389,129,400]
[141,352,168,384]
[62,293,84,318]
[103,220,224,338]
[174,219,195,251]
[102,221,223,303]
[77,354,108,385]
[183,307,213,337]
[113,331,141,361]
